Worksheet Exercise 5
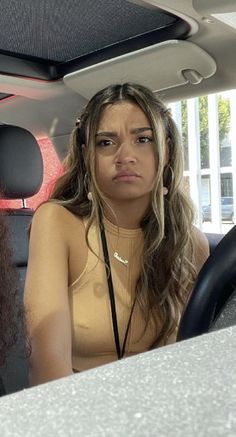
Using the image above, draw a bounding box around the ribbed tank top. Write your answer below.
[69,217,158,372]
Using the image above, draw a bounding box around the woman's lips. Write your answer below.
[113,174,141,182]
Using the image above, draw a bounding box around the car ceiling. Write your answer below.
[0,0,236,158]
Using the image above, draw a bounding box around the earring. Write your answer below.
[87,192,93,201]
[84,172,92,201]
[163,165,174,196]
[163,187,168,196]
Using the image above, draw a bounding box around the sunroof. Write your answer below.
[0,0,179,62]
[0,0,190,80]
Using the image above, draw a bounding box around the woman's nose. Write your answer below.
[115,142,137,165]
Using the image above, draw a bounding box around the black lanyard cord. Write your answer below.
[100,225,136,360]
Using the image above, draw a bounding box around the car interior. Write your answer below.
[0,0,236,396]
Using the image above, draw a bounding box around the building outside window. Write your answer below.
[170,89,236,234]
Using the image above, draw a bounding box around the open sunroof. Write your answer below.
[0,0,190,80]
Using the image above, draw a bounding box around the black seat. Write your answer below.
[204,232,224,254]
[177,225,236,341]
[0,124,43,394]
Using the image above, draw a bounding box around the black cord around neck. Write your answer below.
[100,225,135,360]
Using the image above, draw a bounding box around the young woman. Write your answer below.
[24,82,209,385]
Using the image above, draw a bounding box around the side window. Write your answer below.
[0,137,63,210]
[170,89,236,235]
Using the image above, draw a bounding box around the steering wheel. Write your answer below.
[177,225,236,341]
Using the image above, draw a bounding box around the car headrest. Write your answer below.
[0,125,43,199]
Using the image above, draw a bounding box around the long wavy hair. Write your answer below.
[50,82,197,346]
[0,211,26,366]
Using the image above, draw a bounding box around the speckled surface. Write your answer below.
[211,291,236,331]
[0,326,235,436]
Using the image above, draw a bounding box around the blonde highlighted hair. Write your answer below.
[50,82,197,346]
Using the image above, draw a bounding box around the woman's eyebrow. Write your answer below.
[95,131,117,137]
[130,127,153,134]
[96,127,153,137]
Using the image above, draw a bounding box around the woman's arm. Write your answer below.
[24,203,73,386]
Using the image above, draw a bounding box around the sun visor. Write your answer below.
[63,40,216,99]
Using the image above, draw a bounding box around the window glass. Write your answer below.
[172,89,236,235]
[221,173,233,197]
[218,94,231,167]
[201,175,211,206]
[181,100,189,171]
[199,96,209,169]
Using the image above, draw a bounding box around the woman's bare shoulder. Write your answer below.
[193,226,209,247]
[30,203,86,247]
[32,202,84,228]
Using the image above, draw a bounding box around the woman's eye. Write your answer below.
[137,136,153,143]
[96,139,114,147]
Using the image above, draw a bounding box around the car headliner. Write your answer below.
[0,0,236,157]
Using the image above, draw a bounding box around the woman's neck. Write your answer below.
[103,197,150,229]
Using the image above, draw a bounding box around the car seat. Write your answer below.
[177,224,236,341]
[0,124,43,394]
[204,232,224,254]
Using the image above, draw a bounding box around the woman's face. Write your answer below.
[94,101,159,204]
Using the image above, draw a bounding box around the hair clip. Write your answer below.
[75,117,81,128]
[162,108,172,117]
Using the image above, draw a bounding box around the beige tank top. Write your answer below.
[69,217,158,372]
